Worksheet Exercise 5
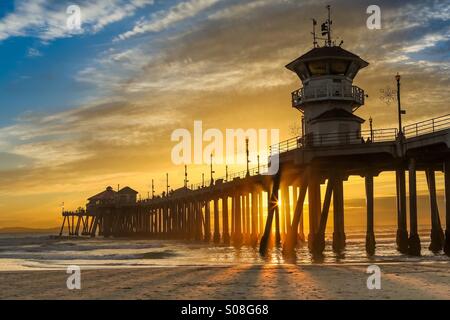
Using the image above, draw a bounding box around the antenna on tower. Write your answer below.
[311,19,318,48]
[321,5,333,47]
[327,5,332,46]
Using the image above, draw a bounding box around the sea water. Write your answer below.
[0,225,448,271]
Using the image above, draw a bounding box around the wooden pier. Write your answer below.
[59,114,450,257]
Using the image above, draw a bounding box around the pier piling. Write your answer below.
[283,172,308,253]
[408,159,421,256]
[444,160,450,256]
[234,194,243,245]
[332,175,345,253]
[426,169,445,253]
[251,191,258,246]
[365,174,376,256]
[308,173,321,252]
[213,198,220,243]
[222,196,230,244]
[314,177,334,255]
[396,168,409,253]
[259,173,281,255]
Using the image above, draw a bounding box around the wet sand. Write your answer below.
[0,262,449,300]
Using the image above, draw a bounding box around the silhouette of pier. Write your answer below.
[59,113,450,257]
[59,8,450,257]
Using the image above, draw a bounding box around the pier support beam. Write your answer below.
[222,196,230,245]
[396,168,409,254]
[259,173,281,255]
[298,211,305,241]
[213,198,220,243]
[283,177,308,253]
[251,191,258,245]
[314,177,334,255]
[332,176,346,253]
[182,203,188,239]
[241,194,246,240]
[282,185,291,241]
[426,169,445,253]
[258,190,264,237]
[280,188,286,240]
[59,216,67,236]
[445,160,450,256]
[233,194,243,245]
[231,197,235,239]
[291,185,298,239]
[204,200,211,242]
[308,174,321,252]
[275,206,281,245]
[191,203,195,240]
[195,202,203,241]
[408,159,421,256]
[365,174,376,256]
[293,185,305,242]
[245,193,250,242]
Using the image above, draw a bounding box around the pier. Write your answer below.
[59,114,450,257]
[59,8,450,258]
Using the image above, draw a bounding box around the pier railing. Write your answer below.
[146,116,449,196]
[270,128,398,154]
[173,115,450,193]
[190,164,270,190]
[188,128,398,190]
[292,85,365,107]
[403,114,450,138]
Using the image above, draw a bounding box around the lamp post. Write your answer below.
[369,117,374,142]
[166,173,170,196]
[184,165,189,189]
[395,73,406,137]
[257,155,260,175]
[246,138,250,177]
[210,153,215,185]
[151,179,155,198]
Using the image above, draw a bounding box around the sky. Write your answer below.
[0,0,449,228]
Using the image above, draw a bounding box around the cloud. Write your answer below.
[403,34,450,53]
[0,0,155,42]
[115,0,221,41]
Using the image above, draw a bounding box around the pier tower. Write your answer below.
[286,6,368,146]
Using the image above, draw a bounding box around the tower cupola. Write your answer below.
[286,6,369,146]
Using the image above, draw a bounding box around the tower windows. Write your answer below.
[307,61,327,76]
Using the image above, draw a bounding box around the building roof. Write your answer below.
[88,186,117,201]
[171,187,193,196]
[118,186,138,195]
[311,108,365,123]
[300,46,362,60]
[286,46,369,72]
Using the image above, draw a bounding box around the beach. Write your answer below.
[0,263,449,300]
[0,230,449,300]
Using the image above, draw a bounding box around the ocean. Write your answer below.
[0,226,448,271]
